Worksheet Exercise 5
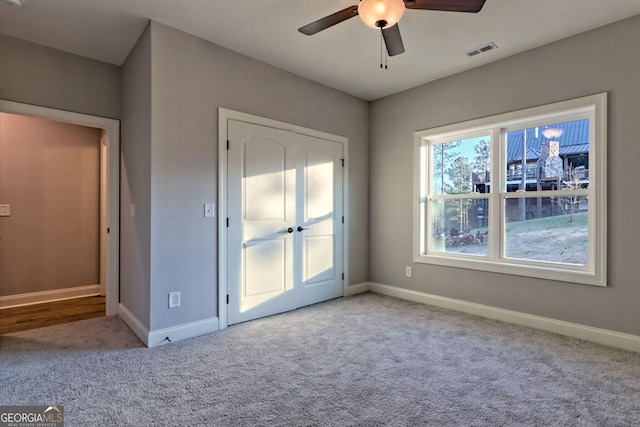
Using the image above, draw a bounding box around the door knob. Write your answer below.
[297,226,309,232]
[280,227,294,233]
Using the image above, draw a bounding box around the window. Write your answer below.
[414,93,607,286]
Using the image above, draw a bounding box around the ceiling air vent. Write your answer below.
[465,42,498,58]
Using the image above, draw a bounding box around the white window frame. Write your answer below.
[413,93,607,286]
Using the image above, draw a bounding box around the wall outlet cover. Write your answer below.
[169,292,180,308]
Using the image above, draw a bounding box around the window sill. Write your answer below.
[415,253,606,287]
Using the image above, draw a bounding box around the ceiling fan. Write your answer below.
[299,0,487,57]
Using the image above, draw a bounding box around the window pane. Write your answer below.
[505,119,590,193]
[504,196,588,265]
[432,136,491,195]
[430,198,489,256]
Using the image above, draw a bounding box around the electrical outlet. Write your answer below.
[406,266,412,277]
[168,292,180,308]
[0,205,10,217]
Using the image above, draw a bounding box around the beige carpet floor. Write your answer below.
[1,293,639,426]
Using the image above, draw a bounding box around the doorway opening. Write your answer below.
[0,100,120,319]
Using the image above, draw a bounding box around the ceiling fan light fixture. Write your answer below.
[358,0,405,29]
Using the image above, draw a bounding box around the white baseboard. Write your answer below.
[147,317,219,348]
[118,304,150,346]
[0,285,101,309]
[367,282,640,353]
[118,304,219,348]
[344,282,370,296]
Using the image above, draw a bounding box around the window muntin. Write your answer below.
[415,94,606,286]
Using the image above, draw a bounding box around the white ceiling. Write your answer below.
[2,0,640,100]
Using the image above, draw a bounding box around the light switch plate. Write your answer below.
[204,203,215,218]
[0,205,10,217]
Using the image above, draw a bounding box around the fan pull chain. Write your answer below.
[385,46,388,70]
[379,30,388,69]
[380,30,383,69]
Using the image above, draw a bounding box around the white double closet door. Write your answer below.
[227,120,343,325]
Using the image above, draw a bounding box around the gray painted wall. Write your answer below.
[124,22,370,332]
[120,24,152,328]
[369,15,640,336]
[0,34,120,119]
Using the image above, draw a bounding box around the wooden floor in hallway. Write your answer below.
[0,296,105,334]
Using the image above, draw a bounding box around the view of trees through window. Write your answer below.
[428,119,590,266]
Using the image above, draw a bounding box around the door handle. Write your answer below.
[297,226,309,232]
[280,227,294,234]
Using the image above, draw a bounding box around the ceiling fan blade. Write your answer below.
[298,5,360,35]
[382,24,405,57]
[404,0,486,13]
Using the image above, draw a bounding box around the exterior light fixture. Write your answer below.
[542,128,563,139]
[358,0,405,29]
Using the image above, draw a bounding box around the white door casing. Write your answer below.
[220,112,346,326]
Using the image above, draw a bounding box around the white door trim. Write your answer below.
[218,108,349,329]
[0,99,120,316]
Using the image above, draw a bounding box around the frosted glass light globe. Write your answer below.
[358,0,405,29]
